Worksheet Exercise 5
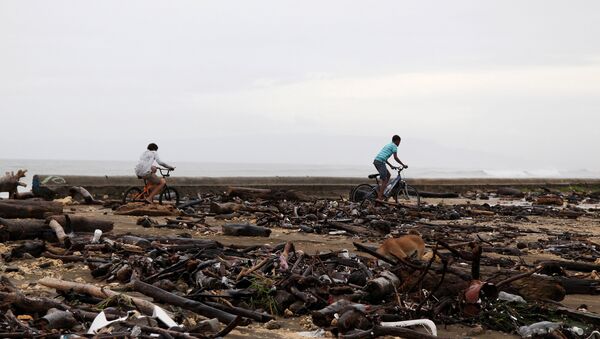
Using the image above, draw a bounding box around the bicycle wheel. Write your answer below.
[395,183,420,207]
[351,184,377,202]
[123,187,143,204]
[159,186,180,205]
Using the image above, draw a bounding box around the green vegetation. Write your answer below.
[249,276,279,315]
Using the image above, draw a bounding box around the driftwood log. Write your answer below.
[0,170,27,198]
[227,187,311,201]
[38,278,159,315]
[115,202,180,216]
[0,218,57,242]
[328,221,385,237]
[209,202,278,214]
[536,260,600,273]
[222,223,271,237]
[210,202,244,214]
[132,280,242,325]
[0,215,113,242]
[0,200,63,219]
[496,187,525,197]
[69,186,102,204]
[419,191,459,198]
[47,215,114,233]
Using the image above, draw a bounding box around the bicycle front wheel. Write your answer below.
[395,184,420,207]
[351,184,377,202]
[159,187,180,205]
[123,187,143,204]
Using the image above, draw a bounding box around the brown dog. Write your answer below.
[376,234,425,261]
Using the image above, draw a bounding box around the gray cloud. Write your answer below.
[1,0,599,172]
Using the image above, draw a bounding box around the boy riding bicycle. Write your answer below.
[373,135,407,200]
[135,143,175,203]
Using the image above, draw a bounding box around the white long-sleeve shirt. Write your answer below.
[134,150,172,177]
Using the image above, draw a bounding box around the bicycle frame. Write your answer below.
[135,168,171,200]
[373,168,405,198]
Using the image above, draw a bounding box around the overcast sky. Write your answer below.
[1,0,599,171]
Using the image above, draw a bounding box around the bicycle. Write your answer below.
[122,168,180,205]
[350,167,420,207]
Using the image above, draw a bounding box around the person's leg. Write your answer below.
[374,161,389,200]
[377,178,388,200]
[145,175,165,203]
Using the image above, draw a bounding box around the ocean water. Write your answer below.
[1,159,599,188]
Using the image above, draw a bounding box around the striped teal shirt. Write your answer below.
[375,143,398,162]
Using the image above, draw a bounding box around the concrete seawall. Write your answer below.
[37,174,600,199]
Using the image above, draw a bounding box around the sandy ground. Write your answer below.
[2,196,600,338]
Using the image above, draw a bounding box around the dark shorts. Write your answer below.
[373,160,390,180]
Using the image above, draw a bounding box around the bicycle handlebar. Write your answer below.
[157,168,173,176]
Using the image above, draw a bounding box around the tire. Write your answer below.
[159,187,180,205]
[395,184,420,207]
[123,187,143,204]
[351,184,377,202]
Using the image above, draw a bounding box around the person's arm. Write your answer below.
[154,153,175,170]
[393,153,407,168]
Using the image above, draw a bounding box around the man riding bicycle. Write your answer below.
[373,135,407,200]
[135,143,175,203]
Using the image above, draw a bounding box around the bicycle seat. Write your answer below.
[368,173,380,179]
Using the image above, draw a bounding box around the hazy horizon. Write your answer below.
[2,1,599,173]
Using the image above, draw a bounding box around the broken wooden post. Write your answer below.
[47,219,71,248]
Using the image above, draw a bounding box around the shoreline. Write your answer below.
[36,174,600,199]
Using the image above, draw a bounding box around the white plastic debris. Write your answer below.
[381,319,438,336]
[586,330,600,339]
[91,229,102,243]
[569,326,583,336]
[87,311,132,334]
[297,329,326,338]
[518,321,561,338]
[498,291,526,303]
[152,305,179,328]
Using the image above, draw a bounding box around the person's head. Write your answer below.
[392,135,401,146]
[147,143,158,151]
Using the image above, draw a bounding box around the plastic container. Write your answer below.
[517,321,561,338]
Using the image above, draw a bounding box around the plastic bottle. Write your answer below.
[498,291,526,303]
[91,229,102,243]
[518,321,561,337]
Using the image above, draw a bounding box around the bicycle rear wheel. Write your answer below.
[351,184,377,202]
[123,187,143,204]
[159,186,180,205]
[395,184,420,207]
